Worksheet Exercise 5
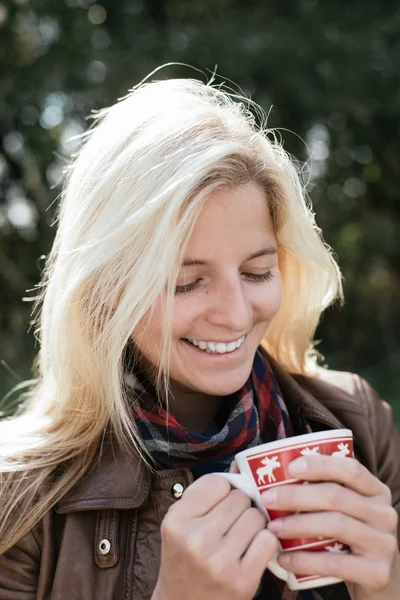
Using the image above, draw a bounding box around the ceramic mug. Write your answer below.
[215,429,354,590]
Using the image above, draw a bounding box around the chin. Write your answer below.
[194,372,251,397]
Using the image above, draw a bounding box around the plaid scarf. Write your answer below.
[125,348,314,600]
[125,348,293,476]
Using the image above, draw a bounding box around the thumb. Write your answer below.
[229,460,240,474]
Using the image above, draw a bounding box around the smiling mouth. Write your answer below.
[182,335,246,355]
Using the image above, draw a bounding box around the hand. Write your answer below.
[261,455,400,600]
[152,467,279,600]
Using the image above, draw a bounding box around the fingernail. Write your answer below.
[288,457,308,475]
[267,519,283,533]
[262,488,277,505]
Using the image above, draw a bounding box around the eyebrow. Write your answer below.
[182,247,278,267]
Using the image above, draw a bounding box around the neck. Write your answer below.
[167,383,226,434]
[133,355,230,434]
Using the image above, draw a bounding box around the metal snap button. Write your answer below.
[171,482,184,499]
[98,538,111,555]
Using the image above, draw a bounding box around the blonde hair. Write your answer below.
[0,73,342,553]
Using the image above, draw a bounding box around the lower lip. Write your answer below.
[182,337,246,358]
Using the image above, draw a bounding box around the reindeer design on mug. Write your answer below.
[256,456,281,485]
[332,442,351,457]
[255,441,351,487]
[300,446,320,456]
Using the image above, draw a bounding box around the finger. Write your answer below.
[204,489,252,537]
[229,460,240,474]
[220,507,268,560]
[176,474,232,518]
[241,528,280,580]
[267,511,395,557]
[277,551,391,590]
[262,482,395,532]
[288,455,383,498]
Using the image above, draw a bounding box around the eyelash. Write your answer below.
[175,271,274,294]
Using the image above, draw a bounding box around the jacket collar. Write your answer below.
[56,436,151,514]
[57,353,351,513]
[267,354,345,431]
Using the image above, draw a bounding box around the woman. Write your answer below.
[0,73,399,600]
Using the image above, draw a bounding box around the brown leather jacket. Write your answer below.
[1,358,400,600]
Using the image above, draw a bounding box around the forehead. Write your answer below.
[186,182,276,257]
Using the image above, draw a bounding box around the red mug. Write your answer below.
[215,429,354,590]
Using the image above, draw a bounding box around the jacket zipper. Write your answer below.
[304,420,313,434]
[296,406,313,435]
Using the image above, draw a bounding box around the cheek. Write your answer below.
[170,299,196,339]
[131,304,164,363]
[255,278,282,319]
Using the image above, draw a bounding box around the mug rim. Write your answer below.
[235,428,353,461]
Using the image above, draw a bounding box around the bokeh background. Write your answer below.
[1,0,399,426]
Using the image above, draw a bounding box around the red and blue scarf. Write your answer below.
[126,348,293,477]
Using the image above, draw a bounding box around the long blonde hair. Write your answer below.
[0,74,342,553]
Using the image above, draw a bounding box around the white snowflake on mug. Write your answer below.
[331,443,351,457]
[300,446,320,456]
[325,542,348,553]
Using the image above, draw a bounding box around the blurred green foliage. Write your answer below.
[1,0,399,426]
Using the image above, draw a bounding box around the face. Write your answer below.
[132,181,282,397]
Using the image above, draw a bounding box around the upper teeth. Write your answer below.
[187,336,245,354]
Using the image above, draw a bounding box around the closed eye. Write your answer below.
[175,271,274,294]
[243,271,274,282]
[175,278,203,294]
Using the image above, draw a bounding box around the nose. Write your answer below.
[206,276,252,333]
